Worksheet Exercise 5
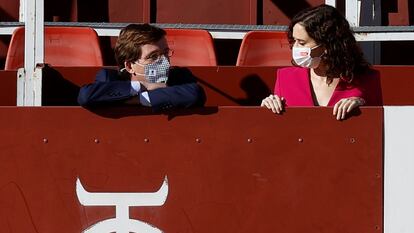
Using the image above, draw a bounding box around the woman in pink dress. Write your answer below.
[261,4,373,120]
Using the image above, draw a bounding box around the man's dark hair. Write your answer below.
[114,23,166,69]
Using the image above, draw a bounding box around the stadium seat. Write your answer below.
[236,31,292,66]
[165,29,217,66]
[5,27,103,70]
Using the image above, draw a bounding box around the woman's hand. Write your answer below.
[261,94,285,114]
[333,97,365,120]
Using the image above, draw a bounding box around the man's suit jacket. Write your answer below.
[78,67,206,111]
[274,67,381,106]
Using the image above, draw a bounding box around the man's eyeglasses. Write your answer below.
[137,48,174,65]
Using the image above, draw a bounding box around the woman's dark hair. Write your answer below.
[114,23,166,69]
[288,4,369,84]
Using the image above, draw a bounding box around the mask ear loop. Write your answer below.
[131,61,146,76]
[319,50,326,60]
[311,44,321,50]
[310,44,325,59]
[120,66,144,77]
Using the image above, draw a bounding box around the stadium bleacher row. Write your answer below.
[2,27,414,106]
[4,26,291,69]
[1,65,414,106]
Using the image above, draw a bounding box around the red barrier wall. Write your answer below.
[0,65,411,106]
[0,70,16,105]
[0,107,383,233]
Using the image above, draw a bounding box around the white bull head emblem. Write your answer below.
[76,176,169,233]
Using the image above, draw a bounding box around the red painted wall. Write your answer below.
[1,0,411,25]
[0,107,383,233]
[263,0,324,25]
[156,0,256,24]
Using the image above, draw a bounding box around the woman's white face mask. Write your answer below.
[292,45,322,68]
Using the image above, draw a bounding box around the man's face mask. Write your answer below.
[292,45,322,68]
[136,55,170,83]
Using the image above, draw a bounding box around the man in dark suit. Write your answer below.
[78,24,205,111]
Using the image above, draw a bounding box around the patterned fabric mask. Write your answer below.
[144,55,170,83]
[133,55,170,83]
